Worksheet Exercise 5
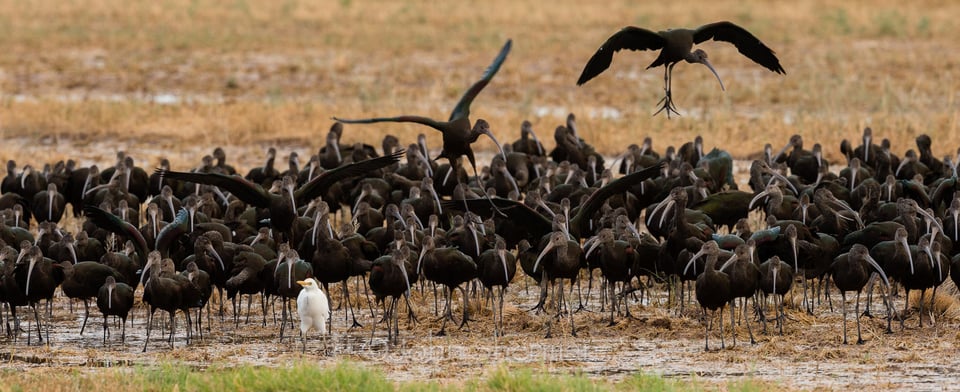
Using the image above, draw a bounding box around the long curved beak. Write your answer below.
[900,236,914,275]
[532,241,557,273]
[287,186,297,214]
[718,253,738,272]
[498,250,511,284]
[773,141,792,163]
[789,236,798,270]
[273,253,286,276]
[107,284,114,309]
[25,254,37,296]
[482,129,507,162]
[863,253,890,288]
[656,199,676,230]
[206,244,226,272]
[395,256,412,296]
[287,257,294,289]
[528,128,544,156]
[700,58,725,91]
[771,264,779,296]
[332,142,341,163]
[683,248,708,276]
[139,257,155,288]
[427,186,443,216]
[417,246,428,275]
[748,190,771,212]
[894,158,910,177]
[584,237,601,260]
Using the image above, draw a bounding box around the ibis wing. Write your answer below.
[296,151,404,202]
[155,208,190,258]
[449,39,513,122]
[577,26,665,86]
[332,115,447,134]
[443,197,553,242]
[156,169,272,208]
[694,21,785,74]
[571,163,664,236]
[83,205,149,263]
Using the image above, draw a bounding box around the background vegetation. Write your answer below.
[0,0,957,167]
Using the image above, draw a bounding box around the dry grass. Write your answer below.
[0,0,959,167]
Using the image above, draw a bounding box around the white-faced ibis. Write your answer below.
[717,243,759,345]
[333,40,512,195]
[417,235,478,336]
[32,183,66,224]
[245,147,280,188]
[904,238,948,328]
[296,277,330,354]
[140,252,187,351]
[511,120,545,156]
[830,244,890,344]
[369,246,415,344]
[225,249,269,327]
[15,244,61,345]
[584,227,637,325]
[59,260,125,336]
[682,240,730,351]
[476,238,517,337]
[756,255,793,336]
[96,275,134,345]
[532,230,583,337]
[577,22,784,117]
[180,261,212,340]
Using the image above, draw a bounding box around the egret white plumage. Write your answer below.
[296,278,330,353]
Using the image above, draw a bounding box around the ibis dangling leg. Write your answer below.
[654,63,681,118]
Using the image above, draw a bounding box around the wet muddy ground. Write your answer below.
[4,275,959,391]
[2,138,959,391]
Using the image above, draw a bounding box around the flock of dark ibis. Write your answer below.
[0,24,956,354]
[2,121,959,352]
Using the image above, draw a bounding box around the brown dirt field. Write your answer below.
[2,1,960,390]
[1,145,958,391]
